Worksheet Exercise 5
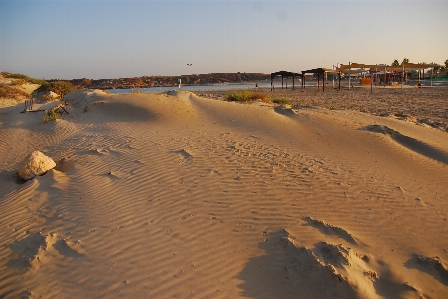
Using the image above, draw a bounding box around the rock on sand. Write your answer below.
[17,151,56,180]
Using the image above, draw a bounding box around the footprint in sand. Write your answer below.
[174,149,194,164]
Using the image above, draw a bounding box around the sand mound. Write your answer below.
[406,254,448,286]
[7,232,82,269]
[64,89,112,109]
[304,216,358,244]
[241,230,424,299]
[364,124,448,164]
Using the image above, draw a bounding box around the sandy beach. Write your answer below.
[1,81,448,298]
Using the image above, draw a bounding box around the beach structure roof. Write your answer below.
[337,62,439,89]
[338,62,438,73]
[300,68,341,92]
[301,68,338,75]
[270,71,301,79]
[270,71,302,90]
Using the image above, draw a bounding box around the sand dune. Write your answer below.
[1,89,447,298]
[364,124,448,164]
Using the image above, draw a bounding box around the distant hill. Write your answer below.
[55,73,270,90]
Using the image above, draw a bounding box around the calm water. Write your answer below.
[107,82,310,94]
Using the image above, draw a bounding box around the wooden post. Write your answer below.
[317,73,320,90]
[401,63,404,91]
[348,62,351,90]
[302,73,305,91]
[375,69,378,87]
[332,65,335,89]
[338,72,341,91]
[431,67,433,87]
[323,72,326,92]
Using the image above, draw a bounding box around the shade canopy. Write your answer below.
[338,62,437,73]
[301,68,338,75]
[270,71,301,79]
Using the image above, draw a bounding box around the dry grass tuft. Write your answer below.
[227,89,271,103]
[0,84,30,101]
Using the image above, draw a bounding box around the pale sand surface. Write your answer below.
[1,85,448,298]
[200,86,448,132]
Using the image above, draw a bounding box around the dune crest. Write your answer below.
[364,124,448,164]
[303,216,358,244]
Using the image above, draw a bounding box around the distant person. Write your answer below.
[255,83,258,89]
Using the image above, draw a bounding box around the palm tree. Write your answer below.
[392,59,400,66]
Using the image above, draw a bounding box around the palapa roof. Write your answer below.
[301,68,338,74]
[338,62,437,73]
[270,71,301,79]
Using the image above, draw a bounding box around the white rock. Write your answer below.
[17,151,56,180]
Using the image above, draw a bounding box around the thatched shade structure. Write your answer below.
[301,68,340,92]
[270,71,302,90]
[338,62,438,88]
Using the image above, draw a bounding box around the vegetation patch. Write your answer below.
[3,72,48,85]
[226,89,271,103]
[35,81,76,101]
[10,79,28,86]
[272,97,291,105]
[43,110,61,123]
[0,84,30,101]
[252,92,271,103]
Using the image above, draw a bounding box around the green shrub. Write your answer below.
[226,90,270,103]
[43,110,61,123]
[272,97,291,105]
[35,81,76,100]
[7,73,47,85]
[227,89,253,102]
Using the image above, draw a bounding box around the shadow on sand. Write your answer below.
[236,229,358,299]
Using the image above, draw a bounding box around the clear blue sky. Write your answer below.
[1,0,447,79]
